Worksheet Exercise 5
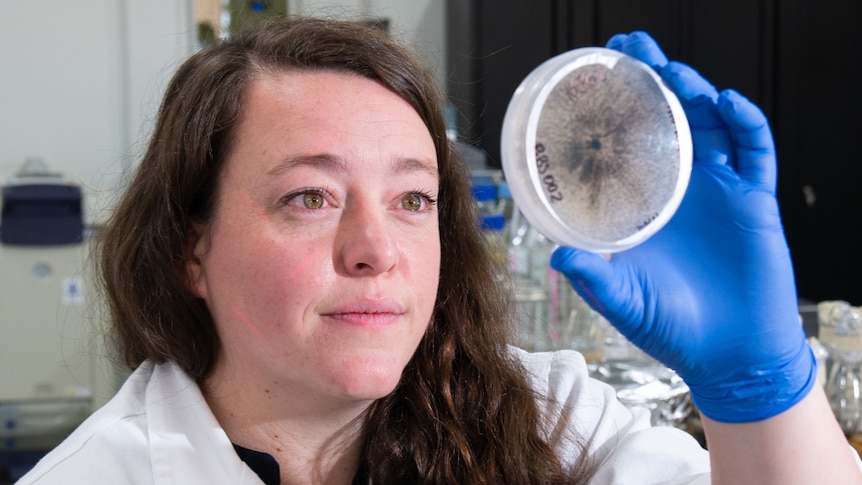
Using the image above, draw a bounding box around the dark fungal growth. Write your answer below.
[535,54,681,243]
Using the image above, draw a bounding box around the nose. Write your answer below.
[335,200,398,277]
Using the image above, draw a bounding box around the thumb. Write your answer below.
[550,247,617,316]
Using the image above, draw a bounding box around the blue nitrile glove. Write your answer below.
[550,31,816,423]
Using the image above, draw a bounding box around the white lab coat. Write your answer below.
[18,348,712,484]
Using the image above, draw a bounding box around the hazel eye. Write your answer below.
[302,192,325,209]
[401,193,423,212]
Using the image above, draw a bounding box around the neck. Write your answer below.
[203,366,370,485]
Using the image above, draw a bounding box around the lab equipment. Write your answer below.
[819,300,862,435]
[500,47,691,253]
[551,32,816,424]
[589,358,693,428]
[0,158,82,246]
[0,161,119,480]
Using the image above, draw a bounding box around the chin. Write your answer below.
[330,353,409,401]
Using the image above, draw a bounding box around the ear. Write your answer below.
[186,222,209,299]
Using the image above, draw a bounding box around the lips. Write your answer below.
[320,298,404,327]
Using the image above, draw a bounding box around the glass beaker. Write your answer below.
[510,284,551,351]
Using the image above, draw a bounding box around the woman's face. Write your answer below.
[188,70,441,409]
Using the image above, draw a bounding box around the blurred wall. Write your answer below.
[294,0,447,95]
[0,1,445,226]
[0,1,195,224]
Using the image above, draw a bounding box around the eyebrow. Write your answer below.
[391,156,439,179]
[266,154,438,179]
[266,154,345,176]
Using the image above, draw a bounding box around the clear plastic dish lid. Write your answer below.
[501,47,692,253]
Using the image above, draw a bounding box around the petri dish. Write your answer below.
[501,47,692,253]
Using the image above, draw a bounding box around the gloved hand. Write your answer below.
[550,31,816,423]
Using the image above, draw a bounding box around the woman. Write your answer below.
[19,16,861,484]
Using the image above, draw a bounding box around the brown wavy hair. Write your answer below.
[97,16,590,484]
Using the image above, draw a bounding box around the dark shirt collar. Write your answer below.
[232,443,368,484]
[233,443,280,485]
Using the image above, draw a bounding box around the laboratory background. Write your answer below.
[1,0,860,481]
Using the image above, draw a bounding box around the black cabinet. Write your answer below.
[774,1,862,306]
[447,0,861,304]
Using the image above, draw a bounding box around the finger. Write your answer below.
[605,33,627,51]
[660,62,733,166]
[550,247,616,317]
[607,31,669,71]
[552,247,653,353]
[717,89,777,193]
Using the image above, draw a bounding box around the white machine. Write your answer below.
[0,163,120,479]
